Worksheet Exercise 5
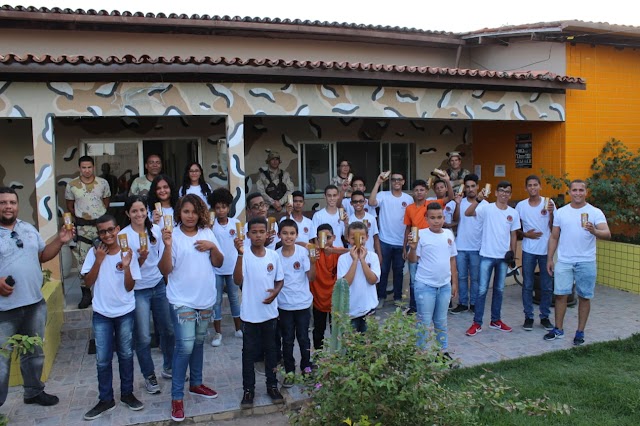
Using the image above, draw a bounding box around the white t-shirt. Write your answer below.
[240,248,284,323]
[276,245,313,310]
[166,227,219,309]
[553,203,606,263]
[311,208,344,241]
[477,203,521,259]
[280,215,314,244]
[415,228,457,287]
[455,198,488,251]
[375,191,414,246]
[342,197,377,219]
[244,221,279,250]
[444,200,457,225]
[213,217,240,275]
[337,251,381,318]
[81,250,141,318]
[148,206,175,226]
[179,184,212,208]
[516,198,554,255]
[118,224,164,290]
[346,212,379,252]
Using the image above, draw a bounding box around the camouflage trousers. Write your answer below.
[73,225,98,286]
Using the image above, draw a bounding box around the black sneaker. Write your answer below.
[120,393,144,411]
[267,387,284,404]
[450,305,469,315]
[523,318,534,331]
[240,390,254,408]
[540,318,554,331]
[84,400,116,420]
[78,286,92,309]
[24,391,59,406]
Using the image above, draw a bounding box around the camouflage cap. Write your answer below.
[266,151,281,163]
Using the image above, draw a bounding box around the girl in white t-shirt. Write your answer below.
[158,194,224,422]
[209,188,243,347]
[120,195,174,393]
[148,174,178,227]
[179,163,212,209]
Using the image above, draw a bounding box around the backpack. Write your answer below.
[262,169,288,201]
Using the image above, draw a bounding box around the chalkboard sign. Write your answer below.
[515,133,532,168]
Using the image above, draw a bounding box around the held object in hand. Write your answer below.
[504,250,516,268]
[6,276,15,287]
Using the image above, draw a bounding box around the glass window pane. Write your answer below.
[302,143,331,195]
[85,142,139,203]
[336,142,380,193]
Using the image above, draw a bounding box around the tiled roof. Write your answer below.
[0,53,585,86]
[462,20,640,38]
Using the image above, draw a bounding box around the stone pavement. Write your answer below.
[1,281,639,425]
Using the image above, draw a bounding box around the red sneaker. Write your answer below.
[189,384,219,399]
[489,320,512,332]
[171,400,184,422]
[465,322,482,336]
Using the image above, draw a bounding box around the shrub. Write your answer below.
[290,309,569,425]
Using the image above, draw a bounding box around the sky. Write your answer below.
[13,0,639,33]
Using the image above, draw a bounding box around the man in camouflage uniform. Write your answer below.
[65,156,111,309]
[256,151,294,213]
[129,154,163,197]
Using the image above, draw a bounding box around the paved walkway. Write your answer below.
[1,281,639,425]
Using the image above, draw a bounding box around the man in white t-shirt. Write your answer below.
[515,175,555,332]
[450,174,487,314]
[544,180,610,346]
[465,181,520,336]
[311,185,345,245]
[369,172,413,307]
[282,190,314,244]
[341,176,377,219]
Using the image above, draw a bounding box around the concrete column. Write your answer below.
[226,113,246,221]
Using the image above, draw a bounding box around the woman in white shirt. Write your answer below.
[179,163,212,208]
[148,174,178,226]
[158,194,224,422]
[120,195,174,393]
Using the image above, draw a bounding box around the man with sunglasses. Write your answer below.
[0,187,74,410]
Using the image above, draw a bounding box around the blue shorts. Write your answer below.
[554,261,597,299]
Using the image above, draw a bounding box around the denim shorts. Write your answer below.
[554,261,596,299]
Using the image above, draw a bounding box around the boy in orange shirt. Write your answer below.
[403,180,429,314]
[309,224,348,350]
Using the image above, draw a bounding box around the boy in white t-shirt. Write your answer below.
[282,190,314,244]
[464,181,520,336]
[346,190,382,263]
[233,217,285,408]
[407,203,458,357]
[341,176,377,219]
[277,219,317,387]
[312,185,346,246]
[81,215,144,420]
[337,222,381,332]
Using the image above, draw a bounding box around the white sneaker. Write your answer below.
[234,329,243,338]
[211,333,222,347]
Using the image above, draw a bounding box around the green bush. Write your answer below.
[290,310,569,426]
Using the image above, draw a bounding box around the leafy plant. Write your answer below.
[0,334,43,360]
[290,310,569,425]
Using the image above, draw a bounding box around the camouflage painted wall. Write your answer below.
[0,81,565,241]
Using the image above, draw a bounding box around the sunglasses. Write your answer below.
[97,227,118,236]
[11,231,23,249]
[390,178,403,182]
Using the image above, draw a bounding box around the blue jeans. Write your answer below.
[457,250,480,307]
[0,299,47,405]
[415,282,451,350]
[169,304,212,400]
[521,251,552,320]
[278,308,311,373]
[93,310,135,402]
[474,256,508,325]
[134,278,174,378]
[214,274,241,320]
[408,261,418,312]
[378,241,405,301]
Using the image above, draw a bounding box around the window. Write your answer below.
[299,141,415,196]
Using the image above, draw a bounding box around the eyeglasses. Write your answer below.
[251,202,268,210]
[10,231,23,248]
[390,178,403,182]
[351,199,366,204]
[497,189,512,194]
[97,227,117,236]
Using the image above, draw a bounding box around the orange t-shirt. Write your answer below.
[403,202,428,229]
[310,251,340,312]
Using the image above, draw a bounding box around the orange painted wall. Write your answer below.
[565,44,640,179]
[472,121,565,202]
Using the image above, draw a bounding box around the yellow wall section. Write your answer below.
[472,121,565,202]
[566,44,640,180]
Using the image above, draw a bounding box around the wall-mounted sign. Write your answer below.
[515,133,532,169]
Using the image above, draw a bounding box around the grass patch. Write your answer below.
[444,334,640,425]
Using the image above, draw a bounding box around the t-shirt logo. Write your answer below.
[402,202,408,208]
[445,206,451,212]
[366,222,371,228]
[506,215,513,222]
[116,262,124,272]
[229,229,236,236]
[267,263,274,272]
[541,209,547,216]
[304,227,309,233]
[293,261,301,270]
[447,239,453,246]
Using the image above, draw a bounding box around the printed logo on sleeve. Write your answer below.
[267,263,274,272]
